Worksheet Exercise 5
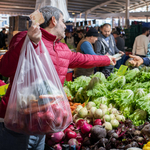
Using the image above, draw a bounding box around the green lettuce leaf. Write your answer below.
[106,76,126,91]
[91,72,107,83]
[125,68,140,83]
[129,109,147,126]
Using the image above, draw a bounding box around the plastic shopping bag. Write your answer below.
[35,0,70,21]
[4,35,72,134]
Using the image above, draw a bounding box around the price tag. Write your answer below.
[29,10,45,25]
[117,65,128,76]
[0,84,9,95]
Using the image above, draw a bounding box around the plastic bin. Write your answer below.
[66,69,73,81]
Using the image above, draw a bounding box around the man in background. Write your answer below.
[132,27,149,57]
[112,31,125,69]
[94,23,124,73]
[0,28,7,49]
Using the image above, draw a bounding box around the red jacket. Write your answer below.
[0,28,110,118]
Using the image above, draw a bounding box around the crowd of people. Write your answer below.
[64,24,126,77]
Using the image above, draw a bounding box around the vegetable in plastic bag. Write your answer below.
[4,36,72,134]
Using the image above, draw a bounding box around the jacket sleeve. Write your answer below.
[94,39,103,55]
[143,57,150,66]
[132,38,137,55]
[68,51,110,69]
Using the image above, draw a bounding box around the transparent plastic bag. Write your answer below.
[35,0,70,21]
[4,35,72,134]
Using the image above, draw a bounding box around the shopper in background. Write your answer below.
[112,31,125,52]
[132,27,149,57]
[66,32,75,48]
[74,27,99,77]
[112,31,126,69]
[0,28,7,49]
[74,30,84,47]
[94,23,124,73]
[0,6,116,150]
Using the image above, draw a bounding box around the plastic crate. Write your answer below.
[66,71,73,81]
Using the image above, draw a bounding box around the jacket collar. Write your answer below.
[40,28,60,43]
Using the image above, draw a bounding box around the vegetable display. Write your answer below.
[46,66,150,150]
[65,68,150,126]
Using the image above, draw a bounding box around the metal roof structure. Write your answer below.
[0,0,150,18]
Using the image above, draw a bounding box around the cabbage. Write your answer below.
[86,77,108,97]
[136,94,150,115]
[135,71,150,83]
[68,76,91,95]
[106,76,126,91]
[63,86,74,99]
[134,88,147,100]
[108,89,134,108]
[92,96,109,108]
[129,109,147,126]
[107,72,118,81]
[120,105,134,118]
[125,68,140,83]
[91,72,107,83]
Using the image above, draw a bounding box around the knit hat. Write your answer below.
[86,27,99,37]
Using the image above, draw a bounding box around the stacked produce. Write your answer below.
[64,68,150,126]
[44,67,150,149]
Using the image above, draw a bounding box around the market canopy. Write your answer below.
[0,0,150,18]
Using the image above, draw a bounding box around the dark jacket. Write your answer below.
[94,33,120,55]
[94,33,120,72]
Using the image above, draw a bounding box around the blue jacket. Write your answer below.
[143,57,150,66]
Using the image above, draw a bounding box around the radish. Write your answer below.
[55,117,62,127]
[78,107,88,118]
[80,122,92,134]
[76,131,83,143]
[68,124,75,131]
[66,130,77,139]
[63,128,72,134]
[93,119,102,126]
[51,132,64,143]
[75,119,87,130]
[52,104,62,117]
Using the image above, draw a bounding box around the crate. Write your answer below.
[14,16,32,31]
[9,16,15,32]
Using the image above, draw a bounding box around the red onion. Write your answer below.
[63,128,72,134]
[81,122,93,134]
[53,143,62,150]
[75,119,86,130]
[93,119,102,126]
[51,132,64,143]
[68,124,75,131]
[76,131,83,143]
[66,130,77,139]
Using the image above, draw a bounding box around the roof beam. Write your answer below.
[84,0,115,14]
[114,1,126,7]
[97,7,114,13]
[120,1,150,12]
[0,4,34,10]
